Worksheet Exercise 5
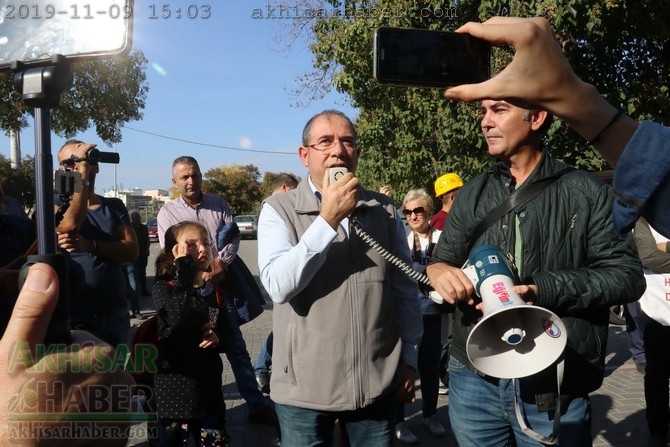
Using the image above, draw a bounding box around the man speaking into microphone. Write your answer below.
[258,110,423,446]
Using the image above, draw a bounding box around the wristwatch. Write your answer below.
[82,179,90,187]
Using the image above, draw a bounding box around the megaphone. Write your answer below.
[464,245,566,379]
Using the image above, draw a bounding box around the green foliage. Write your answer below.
[0,51,149,145]
[0,74,29,133]
[202,164,263,215]
[287,0,670,193]
[0,155,36,216]
[201,167,305,215]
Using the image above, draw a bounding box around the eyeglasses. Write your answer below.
[185,239,213,250]
[59,155,95,170]
[59,159,76,170]
[402,207,426,217]
[307,139,358,155]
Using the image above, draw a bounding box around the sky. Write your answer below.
[1,1,359,193]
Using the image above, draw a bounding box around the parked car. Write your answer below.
[147,217,158,242]
[234,215,258,239]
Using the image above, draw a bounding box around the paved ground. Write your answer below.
[126,241,647,446]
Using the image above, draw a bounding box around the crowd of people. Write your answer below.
[4,15,670,447]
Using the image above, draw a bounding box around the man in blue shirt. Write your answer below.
[55,140,138,349]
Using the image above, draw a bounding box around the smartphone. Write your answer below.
[373,27,491,88]
[328,167,348,184]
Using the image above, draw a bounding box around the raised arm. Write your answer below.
[55,143,98,234]
[444,17,638,167]
[444,17,670,236]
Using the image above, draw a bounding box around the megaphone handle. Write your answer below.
[462,264,480,290]
[428,290,445,304]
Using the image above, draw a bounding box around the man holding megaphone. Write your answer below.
[426,100,645,446]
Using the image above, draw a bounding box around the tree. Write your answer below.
[202,164,263,215]
[0,154,36,216]
[0,50,149,157]
[281,0,670,196]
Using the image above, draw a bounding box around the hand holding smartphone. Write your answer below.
[373,27,491,88]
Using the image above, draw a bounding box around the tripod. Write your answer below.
[12,55,75,344]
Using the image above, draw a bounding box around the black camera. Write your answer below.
[85,148,120,164]
[55,148,121,213]
[60,148,120,171]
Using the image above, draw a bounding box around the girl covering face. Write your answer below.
[152,221,231,447]
[171,224,214,284]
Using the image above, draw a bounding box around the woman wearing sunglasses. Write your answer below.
[394,189,448,444]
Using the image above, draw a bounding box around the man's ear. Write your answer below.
[299,146,309,168]
[530,110,548,131]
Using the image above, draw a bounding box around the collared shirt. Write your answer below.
[157,193,239,263]
[258,178,422,370]
[257,203,337,304]
[259,174,354,303]
[635,218,670,326]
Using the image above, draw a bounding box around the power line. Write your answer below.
[124,126,296,155]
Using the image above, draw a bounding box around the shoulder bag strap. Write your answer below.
[466,167,574,255]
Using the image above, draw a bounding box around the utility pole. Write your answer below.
[113,143,118,197]
[9,128,21,170]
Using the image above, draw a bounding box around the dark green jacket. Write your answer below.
[433,151,645,405]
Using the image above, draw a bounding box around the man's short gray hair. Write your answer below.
[302,110,357,146]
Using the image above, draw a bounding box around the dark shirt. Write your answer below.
[66,196,131,315]
[133,222,150,256]
[152,258,230,420]
[0,214,35,266]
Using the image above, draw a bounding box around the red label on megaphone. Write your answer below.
[491,281,513,305]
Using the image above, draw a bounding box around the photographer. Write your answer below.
[55,140,138,348]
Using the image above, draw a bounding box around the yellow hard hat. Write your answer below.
[434,173,463,197]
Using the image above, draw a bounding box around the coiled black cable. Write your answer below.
[351,218,432,287]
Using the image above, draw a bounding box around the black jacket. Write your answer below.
[152,257,231,420]
[433,151,645,406]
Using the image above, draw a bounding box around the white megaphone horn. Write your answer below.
[464,245,567,379]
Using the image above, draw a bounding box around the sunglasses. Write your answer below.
[59,156,95,170]
[402,206,425,217]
